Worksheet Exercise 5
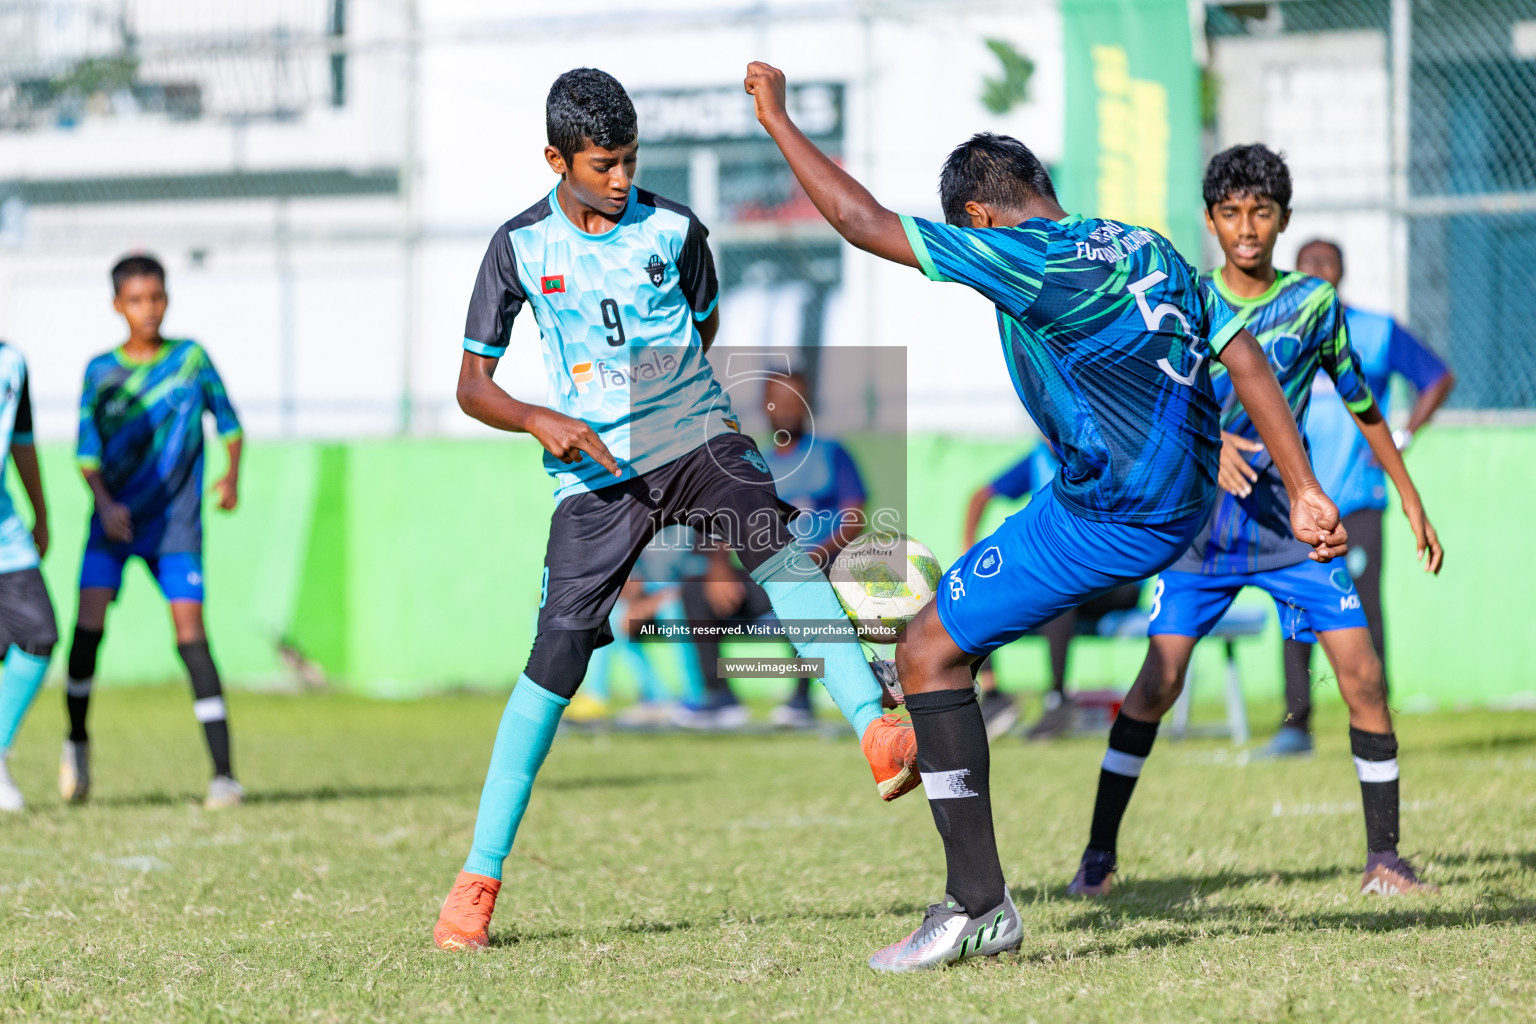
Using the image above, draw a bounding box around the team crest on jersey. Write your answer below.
[645,254,666,287]
[541,275,565,295]
[740,449,769,475]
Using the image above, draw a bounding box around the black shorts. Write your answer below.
[0,568,58,652]
[537,433,794,642]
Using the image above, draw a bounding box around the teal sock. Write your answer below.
[463,675,569,880]
[751,544,883,738]
[0,646,49,752]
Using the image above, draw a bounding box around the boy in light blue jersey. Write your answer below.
[0,342,59,812]
[434,69,919,952]
[1070,146,1446,904]
[747,62,1345,970]
[62,254,244,810]
[1265,238,1456,754]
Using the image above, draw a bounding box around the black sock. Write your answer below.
[1281,639,1314,732]
[1350,726,1399,853]
[905,687,1005,916]
[65,627,103,743]
[1087,713,1161,855]
[178,641,232,778]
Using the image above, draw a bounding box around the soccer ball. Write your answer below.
[830,533,944,641]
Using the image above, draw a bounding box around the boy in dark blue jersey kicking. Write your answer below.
[61,254,244,810]
[747,63,1345,970]
[1067,145,1445,903]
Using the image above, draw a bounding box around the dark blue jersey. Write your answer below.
[77,339,241,554]
[902,214,1242,524]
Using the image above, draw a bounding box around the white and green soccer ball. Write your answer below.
[830,532,944,641]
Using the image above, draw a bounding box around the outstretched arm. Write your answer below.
[1352,399,1443,574]
[456,351,621,477]
[745,62,918,268]
[1214,329,1346,561]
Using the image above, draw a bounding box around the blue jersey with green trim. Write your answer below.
[1172,271,1374,575]
[901,214,1242,524]
[463,186,734,501]
[0,343,39,574]
[77,339,241,554]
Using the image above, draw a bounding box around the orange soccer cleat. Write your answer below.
[862,711,920,801]
[433,871,502,951]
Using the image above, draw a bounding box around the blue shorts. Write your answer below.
[936,484,1207,657]
[80,541,205,603]
[1147,559,1367,641]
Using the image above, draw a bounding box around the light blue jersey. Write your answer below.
[1306,307,1449,516]
[463,186,733,500]
[0,344,38,575]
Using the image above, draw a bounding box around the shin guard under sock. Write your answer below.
[1350,726,1400,853]
[1088,714,1161,854]
[177,641,232,777]
[463,675,569,880]
[0,645,52,752]
[750,543,882,738]
[65,626,102,743]
[905,687,1005,915]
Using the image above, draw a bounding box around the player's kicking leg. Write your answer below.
[0,569,60,812]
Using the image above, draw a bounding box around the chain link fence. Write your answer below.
[1207,0,1536,410]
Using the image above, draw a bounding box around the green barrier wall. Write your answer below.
[30,427,1535,708]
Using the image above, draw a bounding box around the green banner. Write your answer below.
[1060,0,1202,261]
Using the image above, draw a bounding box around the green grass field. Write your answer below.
[1,687,1533,1022]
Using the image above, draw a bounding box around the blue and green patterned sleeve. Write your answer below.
[898,215,1049,318]
[1318,291,1375,413]
[77,366,102,470]
[198,349,243,440]
[1199,280,1246,355]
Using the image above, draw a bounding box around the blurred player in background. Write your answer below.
[748,62,1343,971]
[1261,238,1456,757]
[962,442,1141,740]
[677,369,866,729]
[435,68,917,952]
[61,255,244,810]
[0,341,57,812]
[1067,146,1444,902]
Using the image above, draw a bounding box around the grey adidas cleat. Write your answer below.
[867,889,1022,972]
[59,739,90,803]
[205,775,245,810]
[0,754,23,812]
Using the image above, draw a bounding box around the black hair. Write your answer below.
[938,132,1056,226]
[111,253,166,295]
[1203,143,1292,211]
[1297,237,1344,273]
[546,68,637,160]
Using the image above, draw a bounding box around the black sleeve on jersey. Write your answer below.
[13,369,32,439]
[463,221,529,351]
[645,190,719,317]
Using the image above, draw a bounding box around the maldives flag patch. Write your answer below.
[541,275,566,295]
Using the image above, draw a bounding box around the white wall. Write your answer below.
[0,0,1063,442]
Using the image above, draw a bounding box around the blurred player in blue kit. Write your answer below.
[1262,238,1455,757]
[61,254,245,811]
[434,68,919,952]
[748,62,1345,970]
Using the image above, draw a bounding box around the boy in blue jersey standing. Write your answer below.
[0,341,59,812]
[433,69,919,951]
[1068,146,1445,902]
[61,255,244,810]
[1263,238,1455,756]
[747,63,1346,970]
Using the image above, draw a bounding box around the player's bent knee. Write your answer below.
[524,628,603,701]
